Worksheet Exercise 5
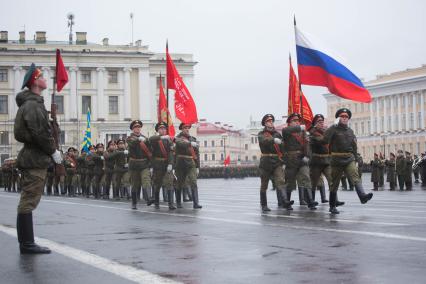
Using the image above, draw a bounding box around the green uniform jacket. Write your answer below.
[64,154,77,176]
[76,153,87,175]
[395,156,406,175]
[113,149,128,173]
[103,150,116,174]
[86,154,95,176]
[14,90,56,170]
[386,159,396,183]
[149,135,174,170]
[127,133,151,170]
[370,158,381,182]
[404,157,413,178]
[323,123,357,167]
[175,132,200,169]
[308,126,330,166]
[282,125,308,168]
[258,128,284,171]
[92,152,105,176]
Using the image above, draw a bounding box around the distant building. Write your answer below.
[0,30,196,164]
[324,65,426,162]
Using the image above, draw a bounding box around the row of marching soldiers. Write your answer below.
[48,120,202,210]
[258,108,373,214]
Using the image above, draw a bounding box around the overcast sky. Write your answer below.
[2,0,426,128]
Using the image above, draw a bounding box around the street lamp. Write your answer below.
[381,133,389,158]
[221,133,228,163]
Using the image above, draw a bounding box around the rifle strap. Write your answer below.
[158,140,168,159]
[139,141,152,159]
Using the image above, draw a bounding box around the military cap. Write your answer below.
[405,151,411,155]
[390,152,395,157]
[261,114,275,126]
[88,145,95,150]
[116,138,125,144]
[312,114,325,126]
[107,140,116,148]
[179,122,192,130]
[130,120,143,130]
[286,113,302,123]
[374,153,378,157]
[67,147,77,152]
[22,63,43,90]
[155,122,168,132]
[335,108,352,119]
[96,143,104,149]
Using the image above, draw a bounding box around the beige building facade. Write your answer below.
[0,31,196,164]
[324,65,426,162]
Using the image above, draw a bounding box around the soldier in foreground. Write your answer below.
[175,123,202,209]
[257,114,287,212]
[386,152,397,191]
[324,108,373,214]
[14,64,63,254]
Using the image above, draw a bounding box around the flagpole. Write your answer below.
[166,40,170,135]
[293,15,305,124]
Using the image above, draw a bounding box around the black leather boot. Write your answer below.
[336,192,345,207]
[276,188,283,208]
[303,187,318,210]
[143,188,154,206]
[162,187,168,202]
[319,185,328,203]
[260,191,270,212]
[131,191,137,209]
[298,187,307,205]
[355,183,373,204]
[17,213,51,254]
[176,188,183,208]
[154,188,160,209]
[168,189,176,210]
[281,189,294,210]
[192,187,202,209]
[329,191,339,214]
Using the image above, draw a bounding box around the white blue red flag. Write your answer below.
[295,26,372,103]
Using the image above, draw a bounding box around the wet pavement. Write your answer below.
[1,174,426,284]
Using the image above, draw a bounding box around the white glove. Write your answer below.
[167,164,173,172]
[149,168,153,175]
[138,136,146,142]
[100,156,104,160]
[51,150,63,164]
[302,156,309,164]
[161,135,170,140]
[282,164,286,171]
[191,141,198,147]
[334,117,340,126]
[274,138,282,145]
[123,150,129,155]
[196,168,200,176]
[300,125,306,131]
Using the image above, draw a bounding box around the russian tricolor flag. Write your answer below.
[295,26,372,103]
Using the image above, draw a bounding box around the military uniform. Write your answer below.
[76,152,88,195]
[395,152,406,191]
[257,114,287,211]
[386,154,397,191]
[323,108,373,214]
[370,154,381,191]
[378,154,385,188]
[85,147,96,197]
[64,149,78,197]
[174,123,202,209]
[103,142,116,199]
[92,144,105,199]
[404,152,413,191]
[113,140,129,199]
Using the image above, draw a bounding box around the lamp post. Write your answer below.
[221,133,228,164]
[382,133,388,158]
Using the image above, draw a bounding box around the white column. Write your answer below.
[390,95,394,132]
[138,67,151,121]
[11,66,22,119]
[69,67,78,120]
[398,95,402,132]
[404,93,409,131]
[383,97,387,133]
[123,67,132,120]
[96,67,106,120]
[41,67,51,111]
[421,91,425,129]
[376,99,380,133]
[369,98,374,133]
[413,93,417,130]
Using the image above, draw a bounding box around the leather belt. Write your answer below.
[331,152,352,157]
[177,155,194,159]
[261,154,278,157]
[312,153,330,157]
[129,157,148,161]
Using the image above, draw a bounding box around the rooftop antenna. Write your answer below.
[67,12,75,44]
[130,12,134,46]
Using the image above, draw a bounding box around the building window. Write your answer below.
[0,131,8,145]
[367,121,371,133]
[395,115,399,130]
[59,131,65,145]
[418,112,422,128]
[402,114,406,130]
[56,96,64,114]
[381,118,384,132]
[211,140,215,147]
[221,153,224,161]
[417,142,420,154]
[388,116,391,131]
[410,113,414,129]
[108,71,118,83]
[220,140,223,147]
[0,95,8,114]
[82,96,91,114]
[251,137,254,144]
[252,155,257,161]
[212,154,215,161]
[109,96,118,114]
[245,144,248,150]
[0,69,7,82]
[245,156,248,161]
[354,123,358,135]
[81,70,91,83]
[204,140,207,147]
[361,122,365,135]
[204,154,208,161]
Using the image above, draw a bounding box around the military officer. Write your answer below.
[127,120,153,209]
[370,153,381,191]
[64,147,78,197]
[113,138,129,200]
[14,63,63,254]
[395,150,406,191]
[324,108,373,214]
[92,143,105,199]
[174,123,202,209]
[385,152,397,191]
[404,151,413,191]
[103,140,117,199]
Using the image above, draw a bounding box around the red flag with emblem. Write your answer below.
[224,154,231,166]
[56,49,69,92]
[166,43,198,124]
[288,56,313,128]
[158,75,176,137]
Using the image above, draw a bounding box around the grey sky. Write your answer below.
[2,0,426,128]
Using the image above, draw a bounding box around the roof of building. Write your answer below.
[197,120,242,135]
[365,64,426,85]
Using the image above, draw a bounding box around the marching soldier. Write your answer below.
[386,152,397,191]
[92,143,105,199]
[64,147,78,197]
[14,63,63,254]
[371,153,381,191]
[257,114,287,211]
[113,138,129,200]
[127,120,153,209]
[282,113,317,209]
[149,122,175,210]
[174,122,202,209]
[76,150,88,196]
[395,150,406,191]
[404,151,413,191]
[324,108,373,214]
[413,154,421,184]
[103,140,117,199]
[85,145,96,198]
[308,114,344,207]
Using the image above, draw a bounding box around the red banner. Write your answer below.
[288,57,313,128]
[166,44,198,124]
[158,76,176,137]
[56,49,69,92]
[224,154,231,166]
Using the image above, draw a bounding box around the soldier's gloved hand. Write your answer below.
[161,135,170,140]
[167,165,173,172]
[282,164,286,171]
[300,125,306,131]
[190,141,198,148]
[123,150,129,155]
[334,117,340,126]
[302,156,310,164]
[149,168,153,175]
[101,156,105,160]
[274,138,282,145]
[51,150,63,164]
[196,168,200,176]
[138,136,146,142]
